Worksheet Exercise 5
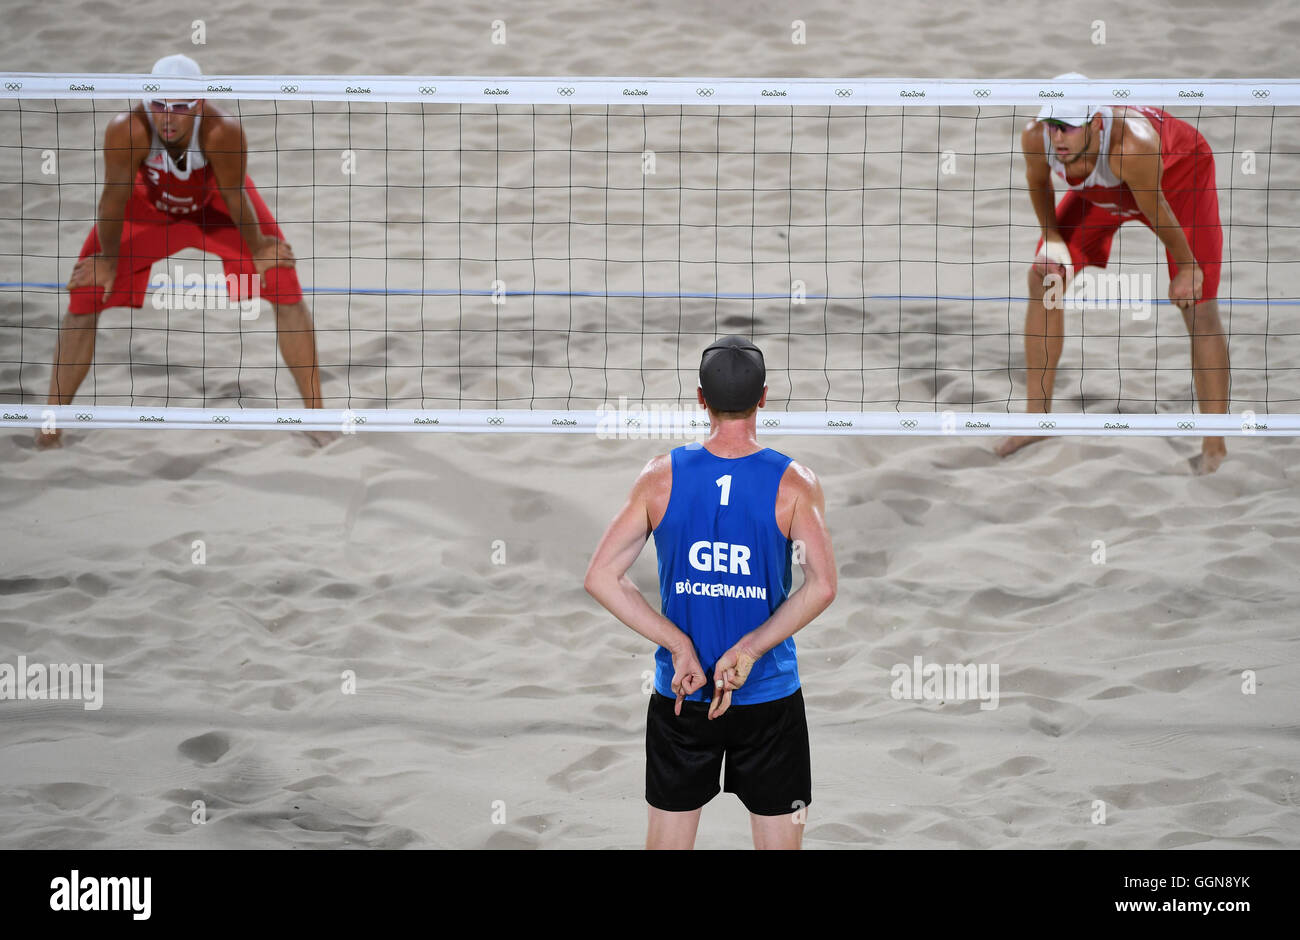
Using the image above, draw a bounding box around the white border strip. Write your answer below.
[0,75,1294,107]
[4,405,1294,436]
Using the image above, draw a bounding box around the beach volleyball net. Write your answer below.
[1,74,1297,435]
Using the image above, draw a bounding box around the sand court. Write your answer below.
[1,0,1298,849]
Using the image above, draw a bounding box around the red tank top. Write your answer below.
[135,110,219,217]
[1058,106,1209,218]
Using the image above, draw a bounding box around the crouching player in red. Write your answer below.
[997,73,1231,473]
[38,54,330,448]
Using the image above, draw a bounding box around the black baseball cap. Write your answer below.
[699,336,766,412]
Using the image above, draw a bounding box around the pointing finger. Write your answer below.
[709,687,732,721]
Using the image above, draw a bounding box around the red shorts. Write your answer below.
[1035,167,1223,306]
[69,177,303,314]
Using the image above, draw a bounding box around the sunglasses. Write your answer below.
[147,99,200,114]
[1042,116,1093,132]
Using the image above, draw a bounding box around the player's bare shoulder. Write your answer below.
[1020,119,1047,155]
[197,103,245,151]
[638,452,673,484]
[639,452,674,529]
[105,107,153,160]
[1107,105,1159,184]
[1110,106,1160,157]
[783,458,819,491]
[776,458,823,535]
[1020,121,1051,180]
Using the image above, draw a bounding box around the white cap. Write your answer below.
[150,54,202,78]
[1036,72,1095,126]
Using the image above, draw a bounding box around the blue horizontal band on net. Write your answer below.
[1,283,1295,305]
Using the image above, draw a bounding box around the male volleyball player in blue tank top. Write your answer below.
[585,336,837,849]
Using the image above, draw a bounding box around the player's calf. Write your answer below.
[1178,299,1230,474]
[35,310,101,449]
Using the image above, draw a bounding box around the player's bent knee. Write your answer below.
[63,309,100,329]
[1183,299,1223,335]
[1026,264,1068,300]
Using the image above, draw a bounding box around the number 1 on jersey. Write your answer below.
[716,474,732,506]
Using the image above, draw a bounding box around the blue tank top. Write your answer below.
[652,441,799,705]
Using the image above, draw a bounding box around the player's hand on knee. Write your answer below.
[1032,259,1069,284]
[68,255,116,302]
[1169,264,1203,311]
[252,235,295,277]
[1032,238,1073,289]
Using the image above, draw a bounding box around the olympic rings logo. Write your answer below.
[280,84,299,94]
[556,87,575,96]
[74,413,93,421]
[899,419,918,429]
[696,87,714,97]
[1038,420,1057,430]
[212,415,230,423]
[1111,88,1130,98]
[141,82,160,93]
[418,86,437,95]
[349,415,367,425]
[834,88,853,97]
[4,82,22,91]
[972,88,991,98]
[624,418,641,428]
[1177,421,1195,430]
[487,416,504,426]
[762,418,781,428]
[1253,89,1270,98]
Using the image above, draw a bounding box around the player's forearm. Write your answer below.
[239,193,267,250]
[741,574,835,659]
[1145,197,1196,267]
[585,571,691,654]
[220,187,266,252]
[94,192,129,263]
[1028,185,1061,240]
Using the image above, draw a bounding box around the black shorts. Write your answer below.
[645,687,811,816]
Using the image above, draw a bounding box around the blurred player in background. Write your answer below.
[38,53,330,448]
[998,73,1231,474]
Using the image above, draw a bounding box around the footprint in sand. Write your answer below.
[545,745,625,792]
[1132,664,1213,694]
[510,493,552,524]
[887,738,961,772]
[485,828,540,849]
[35,782,111,812]
[962,755,1050,790]
[1025,697,1092,737]
[178,731,232,764]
